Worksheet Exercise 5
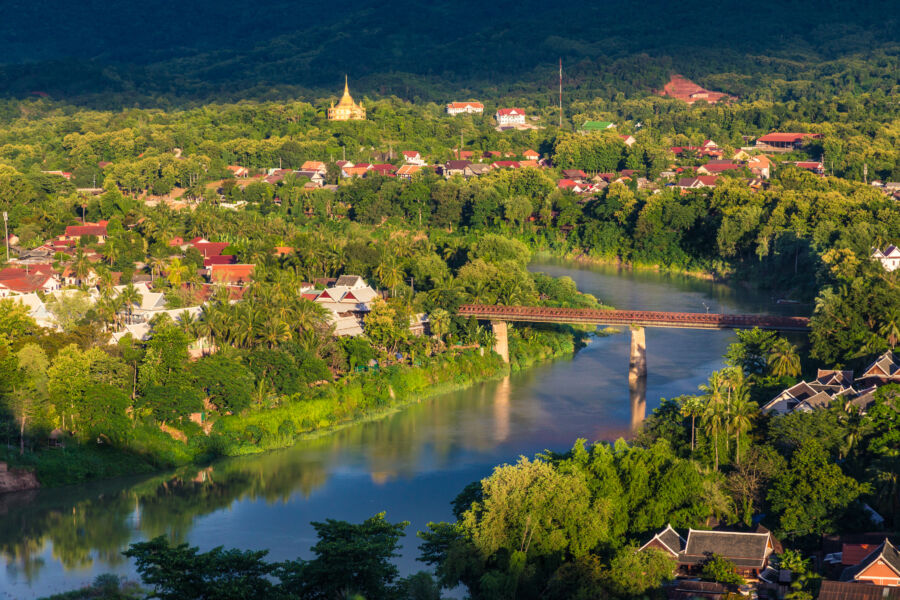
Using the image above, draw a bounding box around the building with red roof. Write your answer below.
[755,133,822,153]
[63,221,108,243]
[492,161,520,170]
[446,101,484,115]
[192,240,230,258]
[495,108,526,127]
[370,163,397,176]
[0,265,61,296]
[208,264,255,286]
[677,176,720,190]
[401,151,425,166]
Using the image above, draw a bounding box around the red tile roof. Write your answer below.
[492,161,520,169]
[758,133,818,143]
[192,241,230,258]
[447,102,484,109]
[64,221,108,238]
[208,264,255,285]
[657,75,731,104]
[496,108,525,116]
[203,255,237,266]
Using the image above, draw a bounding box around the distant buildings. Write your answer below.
[872,246,900,272]
[657,74,733,104]
[327,76,366,121]
[446,101,484,115]
[495,108,526,127]
[755,132,822,153]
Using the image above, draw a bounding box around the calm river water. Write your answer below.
[0,260,805,598]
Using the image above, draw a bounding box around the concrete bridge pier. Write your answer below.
[491,320,510,363]
[629,326,647,429]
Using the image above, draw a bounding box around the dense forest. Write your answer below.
[0,0,897,104]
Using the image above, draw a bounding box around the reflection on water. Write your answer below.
[0,260,800,599]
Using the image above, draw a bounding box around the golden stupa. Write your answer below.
[327,75,366,121]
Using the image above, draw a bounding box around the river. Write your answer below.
[0,260,805,599]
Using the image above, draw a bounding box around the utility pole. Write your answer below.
[3,212,8,263]
[864,162,868,184]
[558,58,563,129]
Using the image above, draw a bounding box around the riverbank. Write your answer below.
[538,250,729,282]
[1,327,584,490]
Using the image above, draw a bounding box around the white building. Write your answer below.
[873,246,900,271]
[495,108,526,127]
[446,102,484,115]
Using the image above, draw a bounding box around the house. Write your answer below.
[335,160,354,169]
[491,161,520,170]
[677,176,720,189]
[840,539,900,586]
[748,155,773,179]
[819,581,900,600]
[397,165,421,180]
[208,264,255,286]
[342,165,370,178]
[63,221,108,244]
[755,133,822,153]
[732,150,752,161]
[561,169,588,180]
[327,76,365,121]
[446,101,484,115]
[370,163,397,177]
[522,149,540,160]
[301,161,327,174]
[226,165,250,177]
[697,161,743,175]
[620,135,637,147]
[0,265,61,297]
[464,164,492,177]
[518,160,541,169]
[191,239,231,258]
[495,108,526,127]
[41,170,73,180]
[640,525,776,578]
[305,276,379,337]
[402,151,426,166]
[444,160,471,177]
[872,246,900,272]
[580,120,615,132]
[859,350,900,383]
[263,169,291,185]
[295,170,325,186]
[791,161,826,175]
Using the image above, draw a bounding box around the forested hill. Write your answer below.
[1,0,897,105]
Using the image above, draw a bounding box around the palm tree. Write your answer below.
[881,309,900,349]
[72,249,92,285]
[767,337,801,378]
[167,257,189,287]
[699,370,728,470]
[149,256,167,283]
[260,317,291,348]
[428,308,451,345]
[375,255,404,297]
[117,284,141,324]
[727,395,756,464]
[680,396,704,452]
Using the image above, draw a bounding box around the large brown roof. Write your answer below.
[841,539,900,582]
[819,580,900,600]
[680,529,771,568]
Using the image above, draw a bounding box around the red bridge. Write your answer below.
[457,304,810,331]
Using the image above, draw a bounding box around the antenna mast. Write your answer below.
[558,58,563,129]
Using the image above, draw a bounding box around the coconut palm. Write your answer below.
[767,337,801,378]
[680,396,705,452]
[699,370,728,470]
[166,257,189,287]
[428,308,451,345]
[880,309,900,349]
[117,284,141,324]
[374,255,404,297]
[149,256,167,283]
[72,249,92,285]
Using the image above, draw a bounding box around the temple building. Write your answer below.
[328,76,366,121]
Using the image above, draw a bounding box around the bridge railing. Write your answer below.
[456,304,809,330]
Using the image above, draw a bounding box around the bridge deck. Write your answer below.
[457,304,809,331]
